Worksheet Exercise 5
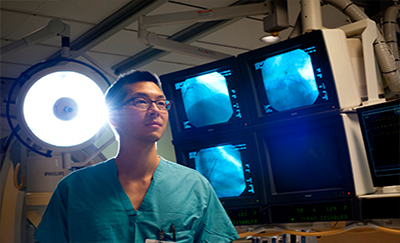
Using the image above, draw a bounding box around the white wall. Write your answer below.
[156,122,176,162]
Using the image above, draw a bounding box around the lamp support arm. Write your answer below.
[1,19,70,57]
[138,2,272,60]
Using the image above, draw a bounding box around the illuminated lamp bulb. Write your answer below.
[22,71,107,148]
[53,97,79,121]
[260,34,280,43]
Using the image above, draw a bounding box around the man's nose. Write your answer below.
[148,102,161,115]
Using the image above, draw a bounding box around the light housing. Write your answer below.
[8,58,110,156]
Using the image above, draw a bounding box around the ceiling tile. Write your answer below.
[0,1,47,12]
[197,17,268,50]
[158,52,211,66]
[81,51,129,80]
[1,11,49,40]
[35,0,131,24]
[171,0,238,9]
[1,44,60,65]
[147,1,199,15]
[90,29,147,56]
[191,41,249,56]
[125,1,200,36]
[138,60,195,76]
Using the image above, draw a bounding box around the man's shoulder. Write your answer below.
[161,158,198,175]
[160,157,211,186]
[59,159,114,185]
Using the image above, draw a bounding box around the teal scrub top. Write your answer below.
[34,158,239,243]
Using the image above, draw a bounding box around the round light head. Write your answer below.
[17,67,108,152]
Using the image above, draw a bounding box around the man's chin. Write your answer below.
[147,133,163,143]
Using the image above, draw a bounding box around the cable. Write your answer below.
[239,231,282,239]
[282,228,345,237]
[368,223,400,236]
[376,226,400,235]
[237,226,284,239]
[238,227,346,238]
[238,223,400,238]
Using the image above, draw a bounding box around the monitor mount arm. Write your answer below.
[138,2,273,60]
[339,19,385,105]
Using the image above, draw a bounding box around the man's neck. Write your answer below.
[115,140,160,180]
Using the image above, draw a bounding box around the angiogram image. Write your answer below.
[261,49,319,111]
[194,144,246,198]
[181,72,233,128]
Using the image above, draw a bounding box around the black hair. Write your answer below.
[105,70,161,110]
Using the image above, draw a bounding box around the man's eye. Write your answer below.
[135,98,149,105]
[156,101,166,106]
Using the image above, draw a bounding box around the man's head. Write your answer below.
[105,70,162,111]
[105,70,169,143]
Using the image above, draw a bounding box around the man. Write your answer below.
[34,70,239,242]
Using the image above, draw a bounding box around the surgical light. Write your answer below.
[7,58,111,156]
[22,71,107,147]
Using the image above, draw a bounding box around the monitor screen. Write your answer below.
[237,30,341,124]
[173,132,265,210]
[160,57,250,140]
[257,115,356,204]
[357,99,400,187]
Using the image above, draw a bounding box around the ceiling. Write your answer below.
[1,0,394,90]
[0,0,395,161]
[0,0,393,134]
[0,0,357,86]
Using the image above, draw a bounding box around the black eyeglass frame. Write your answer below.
[120,96,172,111]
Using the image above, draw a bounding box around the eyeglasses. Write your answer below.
[121,97,171,111]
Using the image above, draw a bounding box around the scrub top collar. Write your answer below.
[112,157,166,214]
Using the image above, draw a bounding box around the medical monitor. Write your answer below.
[357,99,400,187]
[160,57,250,140]
[257,114,359,205]
[173,132,265,213]
[237,29,360,124]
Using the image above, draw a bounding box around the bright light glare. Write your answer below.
[23,71,107,147]
[260,35,280,43]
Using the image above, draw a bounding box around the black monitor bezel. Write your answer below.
[160,56,251,141]
[173,131,266,210]
[237,30,341,125]
[256,114,356,205]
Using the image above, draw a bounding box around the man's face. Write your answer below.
[110,81,169,143]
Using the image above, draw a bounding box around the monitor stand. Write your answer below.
[381,185,400,194]
[359,186,400,198]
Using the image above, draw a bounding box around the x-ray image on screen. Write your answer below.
[261,49,319,111]
[193,144,246,198]
[180,72,233,128]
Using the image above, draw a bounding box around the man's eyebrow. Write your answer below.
[131,92,147,97]
[131,92,166,99]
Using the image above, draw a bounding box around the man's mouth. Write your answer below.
[146,121,162,126]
